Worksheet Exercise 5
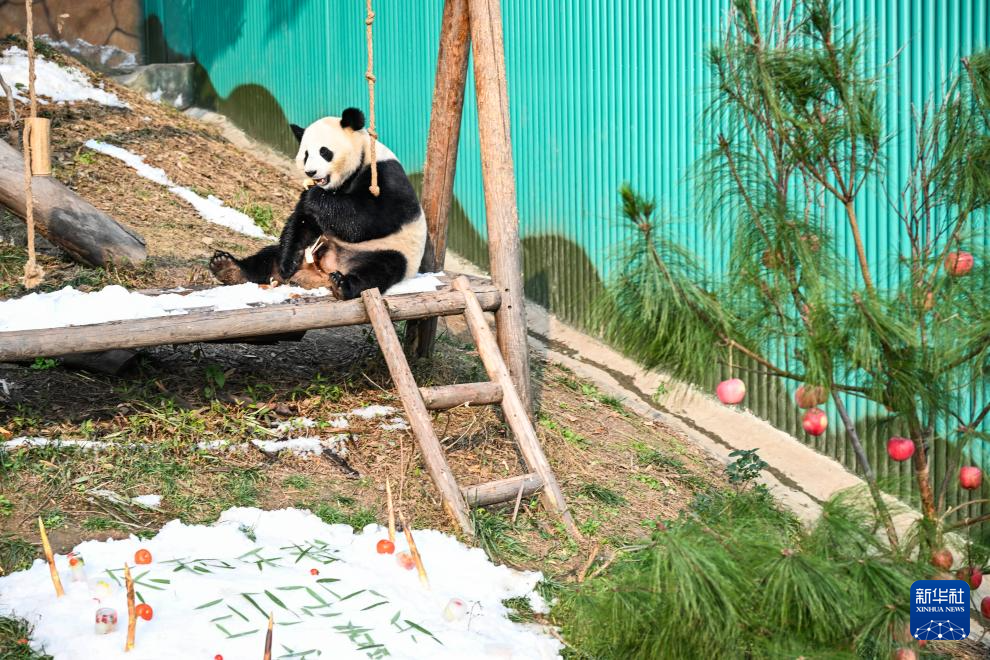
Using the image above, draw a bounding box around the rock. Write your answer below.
[115,63,196,109]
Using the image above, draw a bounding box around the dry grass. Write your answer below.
[0,44,726,586]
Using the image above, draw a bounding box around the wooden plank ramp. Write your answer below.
[0,280,499,362]
[361,277,580,539]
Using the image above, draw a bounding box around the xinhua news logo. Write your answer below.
[910,579,970,641]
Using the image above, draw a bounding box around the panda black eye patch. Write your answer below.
[320,147,333,162]
[304,150,308,162]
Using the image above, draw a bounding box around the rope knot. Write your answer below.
[365,72,376,83]
[368,184,380,197]
[365,12,375,24]
[368,129,379,140]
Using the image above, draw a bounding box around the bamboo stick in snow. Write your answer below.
[37,517,63,597]
[124,563,136,651]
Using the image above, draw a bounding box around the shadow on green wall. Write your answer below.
[144,14,297,156]
[408,173,607,330]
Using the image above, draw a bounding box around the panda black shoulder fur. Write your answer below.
[209,108,426,300]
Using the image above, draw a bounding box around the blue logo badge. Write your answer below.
[911,579,970,641]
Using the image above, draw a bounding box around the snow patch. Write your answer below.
[271,417,317,434]
[350,405,398,419]
[381,417,410,431]
[83,140,270,238]
[0,46,127,107]
[0,283,331,332]
[0,508,560,659]
[251,434,349,458]
[1,436,107,451]
[130,494,162,509]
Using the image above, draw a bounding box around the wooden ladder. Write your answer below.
[361,276,579,538]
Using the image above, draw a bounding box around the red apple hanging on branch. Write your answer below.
[716,378,746,405]
[931,548,953,571]
[959,466,983,490]
[802,408,827,436]
[944,251,974,276]
[982,596,990,620]
[794,385,827,409]
[955,565,983,589]
[886,437,915,462]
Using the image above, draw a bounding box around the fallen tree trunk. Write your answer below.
[0,139,146,266]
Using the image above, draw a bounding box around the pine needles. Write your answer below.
[554,488,921,659]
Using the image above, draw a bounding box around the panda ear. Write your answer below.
[340,108,365,131]
[290,124,305,143]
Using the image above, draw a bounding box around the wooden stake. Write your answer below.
[362,288,474,535]
[452,277,581,538]
[37,517,63,597]
[412,0,471,358]
[385,478,396,543]
[124,563,136,651]
[467,0,533,413]
[26,117,50,176]
[399,513,429,588]
[263,612,273,660]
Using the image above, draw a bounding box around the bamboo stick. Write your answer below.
[263,612,273,660]
[124,563,136,651]
[37,517,63,597]
[385,478,396,543]
[400,513,429,588]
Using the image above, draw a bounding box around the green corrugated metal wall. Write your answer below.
[142,1,989,510]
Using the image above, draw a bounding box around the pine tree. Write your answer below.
[597,0,990,553]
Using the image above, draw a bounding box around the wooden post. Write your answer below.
[467,0,533,413]
[26,117,50,176]
[0,139,146,266]
[361,288,474,536]
[412,0,471,358]
[452,277,579,538]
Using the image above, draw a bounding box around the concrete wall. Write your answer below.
[0,0,140,54]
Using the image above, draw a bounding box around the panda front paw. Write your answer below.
[328,271,357,300]
[278,255,302,282]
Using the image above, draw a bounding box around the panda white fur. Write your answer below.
[209,108,426,300]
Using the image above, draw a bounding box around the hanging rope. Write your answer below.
[365,0,380,197]
[22,0,43,289]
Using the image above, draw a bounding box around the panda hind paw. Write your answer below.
[209,251,247,285]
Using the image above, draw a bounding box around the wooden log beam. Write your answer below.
[0,139,146,266]
[467,0,532,413]
[461,473,542,507]
[361,287,474,536]
[0,285,500,362]
[453,276,580,538]
[420,381,502,410]
[412,0,471,358]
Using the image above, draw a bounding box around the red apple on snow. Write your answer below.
[716,378,746,405]
[886,437,915,462]
[956,565,983,589]
[945,251,974,276]
[794,385,828,409]
[802,408,828,436]
[931,548,953,571]
[960,466,983,490]
[981,596,990,619]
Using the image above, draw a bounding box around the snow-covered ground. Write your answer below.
[0,508,561,659]
[0,274,446,333]
[83,140,270,239]
[0,46,127,107]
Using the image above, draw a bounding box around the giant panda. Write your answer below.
[209,108,426,300]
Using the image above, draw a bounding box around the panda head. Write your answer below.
[291,108,367,191]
